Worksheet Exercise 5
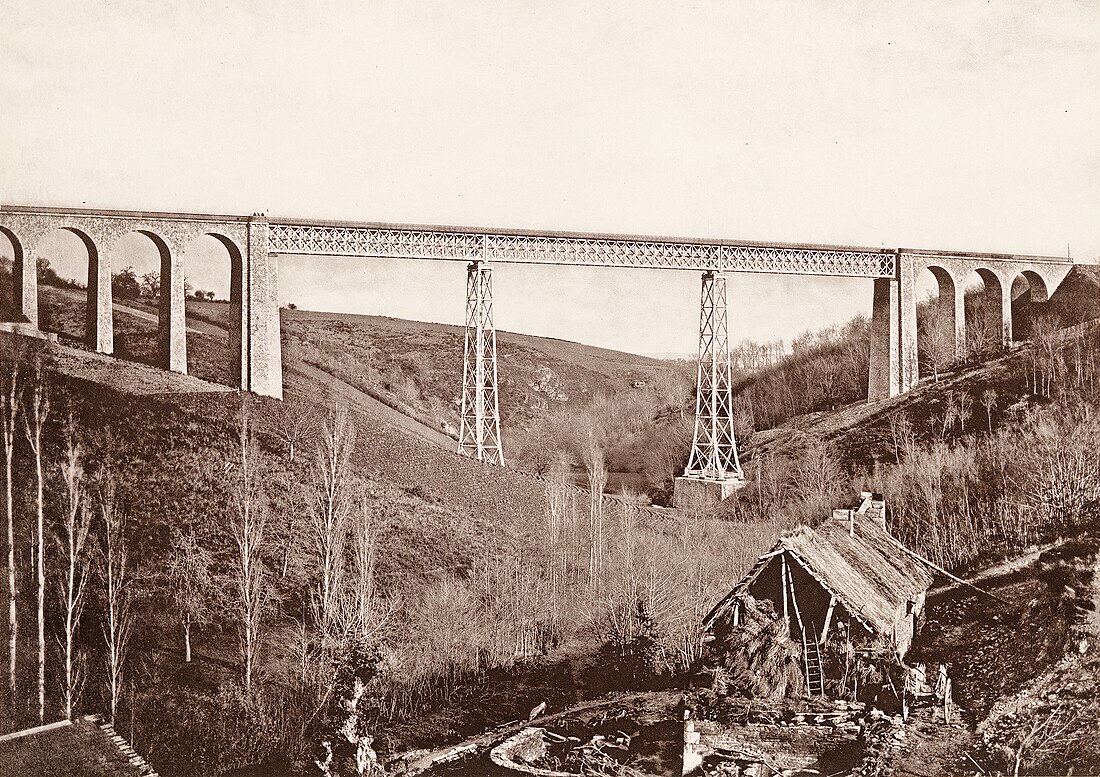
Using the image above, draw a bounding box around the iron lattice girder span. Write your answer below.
[0,204,1077,423]
[268,221,900,277]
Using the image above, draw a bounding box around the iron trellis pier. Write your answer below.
[458,262,504,465]
[684,271,743,483]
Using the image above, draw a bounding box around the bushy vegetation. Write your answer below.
[0,333,789,775]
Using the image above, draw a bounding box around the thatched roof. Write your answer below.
[705,499,934,636]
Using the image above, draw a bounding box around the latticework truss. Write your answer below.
[268,221,896,278]
[684,272,743,482]
[458,262,504,465]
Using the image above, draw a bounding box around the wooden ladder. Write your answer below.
[785,555,825,698]
[803,635,824,697]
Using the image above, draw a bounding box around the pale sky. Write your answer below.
[1,1,1097,355]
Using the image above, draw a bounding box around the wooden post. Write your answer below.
[786,560,806,636]
[821,595,837,646]
[780,553,789,624]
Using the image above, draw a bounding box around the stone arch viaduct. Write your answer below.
[0,204,1076,506]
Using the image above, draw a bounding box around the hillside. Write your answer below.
[23,280,693,497]
[0,278,783,777]
[3,263,1099,776]
[188,300,671,433]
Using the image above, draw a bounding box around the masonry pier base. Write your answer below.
[673,475,744,510]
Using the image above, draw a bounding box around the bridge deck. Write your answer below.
[0,204,1072,278]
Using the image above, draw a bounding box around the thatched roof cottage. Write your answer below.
[703,492,934,696]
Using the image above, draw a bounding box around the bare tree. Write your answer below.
[311,405,356,641]
[965,312,994,359]
[888,410,915,462]
[266,396,320,463]
[1031,315,1063,398]
[165,528,214,663]
[22,364,49,722]
[99,474,131,723]
[582,431,607,588]
[940,395,960,439]
[919,311,955,382]
[955,390,973,434]
[1,353,19,703]
[981,388,998,432]
[794,437,844,516]
[57,424,92,719]
[350,498,382,643]
[231,409,268,695]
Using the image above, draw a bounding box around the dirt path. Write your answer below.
[927,539,1067,597]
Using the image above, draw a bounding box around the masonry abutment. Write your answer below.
[867,276,901,402]
[145,234,187,374]
[85,237,113,355]
[953,278,967,357]
[998,275,1013,345]
[898,254,919,393]
[244,215,283,399]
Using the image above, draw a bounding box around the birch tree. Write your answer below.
[57,426,92,719]
[311,405,355,641]
[100,474,131,724]
[350,498,385,644]
[582,431,607,588]
[1,354,19,703]
[982,388,998,432]
[22,365,49,722]
[231,410,267,695]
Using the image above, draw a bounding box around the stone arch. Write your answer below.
[28,226,104,346]
[1015,270,1049,302]
[108,228,186,371]
[1010,269,1051,341]
[912,263,964,380]
[181,231,246,388]
[971,267,1009,348]
[0,226,32,324]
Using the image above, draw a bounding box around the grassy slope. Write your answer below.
[278,307,671,434]
[0,288,784,766]
[33,285,554,554]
